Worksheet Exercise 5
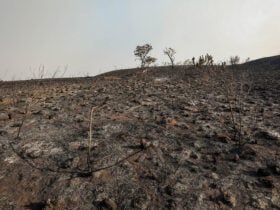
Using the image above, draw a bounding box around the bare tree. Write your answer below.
[198,55,206,67]
[163,47,176,68]
[205,53,214,66]
[145,56,157,67]
[245,57,250,63]
[134,44,156,68]
[51,64,68,78]
[230,56,240,66]
[221,61,227,70]
[196,54,214,67]
[30,64,46,79]
[192,57,196,66]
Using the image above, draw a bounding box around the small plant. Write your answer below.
[134,44,157,68]
[198,55,206,67]
[15,95,43,139]
[144,56,157,67]
[230,56,240,66]
[219,68,253,147]
[205,53,214,66]
[30,64,46,79]
[192,54,214,68]
[51,65,68,78]
[192,57,196,66]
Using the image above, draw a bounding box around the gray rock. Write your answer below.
[0,113,9,121]
[254,130,278,141]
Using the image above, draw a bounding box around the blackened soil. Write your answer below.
[0,66,280,209]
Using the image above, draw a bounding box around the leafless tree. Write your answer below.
[192,57,196,66]
[230,56,240,65]
[205,53,214,66]
[196,54,214,67]
[163,47,176,68]
[51,65,68,78]
[198,55,206,67]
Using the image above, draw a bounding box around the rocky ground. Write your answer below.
[0,65,279,209]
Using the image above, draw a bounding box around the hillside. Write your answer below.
[243,55,280,70]
[0,65,280,209]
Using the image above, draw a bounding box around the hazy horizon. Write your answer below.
[0,0,280,80]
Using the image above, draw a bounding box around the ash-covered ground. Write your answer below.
[0,65,280,209]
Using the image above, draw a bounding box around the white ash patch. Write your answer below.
[49,147,63,155]
[102,123,123,138]
[4,155,19,164]
[22,141,63,158]
[154,77,169,83]
[267,130,280,139]
[69,141,97,151]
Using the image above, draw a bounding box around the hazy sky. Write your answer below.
[0,0,280,80]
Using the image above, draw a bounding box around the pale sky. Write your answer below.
[0,0,279,80]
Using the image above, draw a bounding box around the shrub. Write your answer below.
[134,44,157,68]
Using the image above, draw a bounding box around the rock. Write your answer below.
[51,106,60,111]
[140,139,151,149]
[227,154,239,162]
[210,172,219,180]
[26,149,42,159]
[214,132,231,143]
[75,115,84,122]
[0,130,8,136]
[140,99,156,106]
[0,113,10,121]
[69,141,83,150]
[4,155,19,164]
[271,188,280,208]
[222,191,236,208]
[258,178,274,188]
[190,151,199,159]
[272,165,280,175]
[101,199,117,210]
[240,145,256,160]
[49,147,63,155]
[257,168,270,177]
[151,140,159,147]
[41,109,51,116]
[9,107,19,113]
[166,118,177,126]
[31,109,42,115]
[254,130,278,141]
[253,197,269,209]
[165,185,173,196]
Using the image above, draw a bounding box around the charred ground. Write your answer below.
[0,59,280,209]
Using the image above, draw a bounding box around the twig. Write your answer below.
[87,106,96,172]
[15,99,30,139]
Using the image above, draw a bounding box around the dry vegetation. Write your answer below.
[0,62,280,209]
